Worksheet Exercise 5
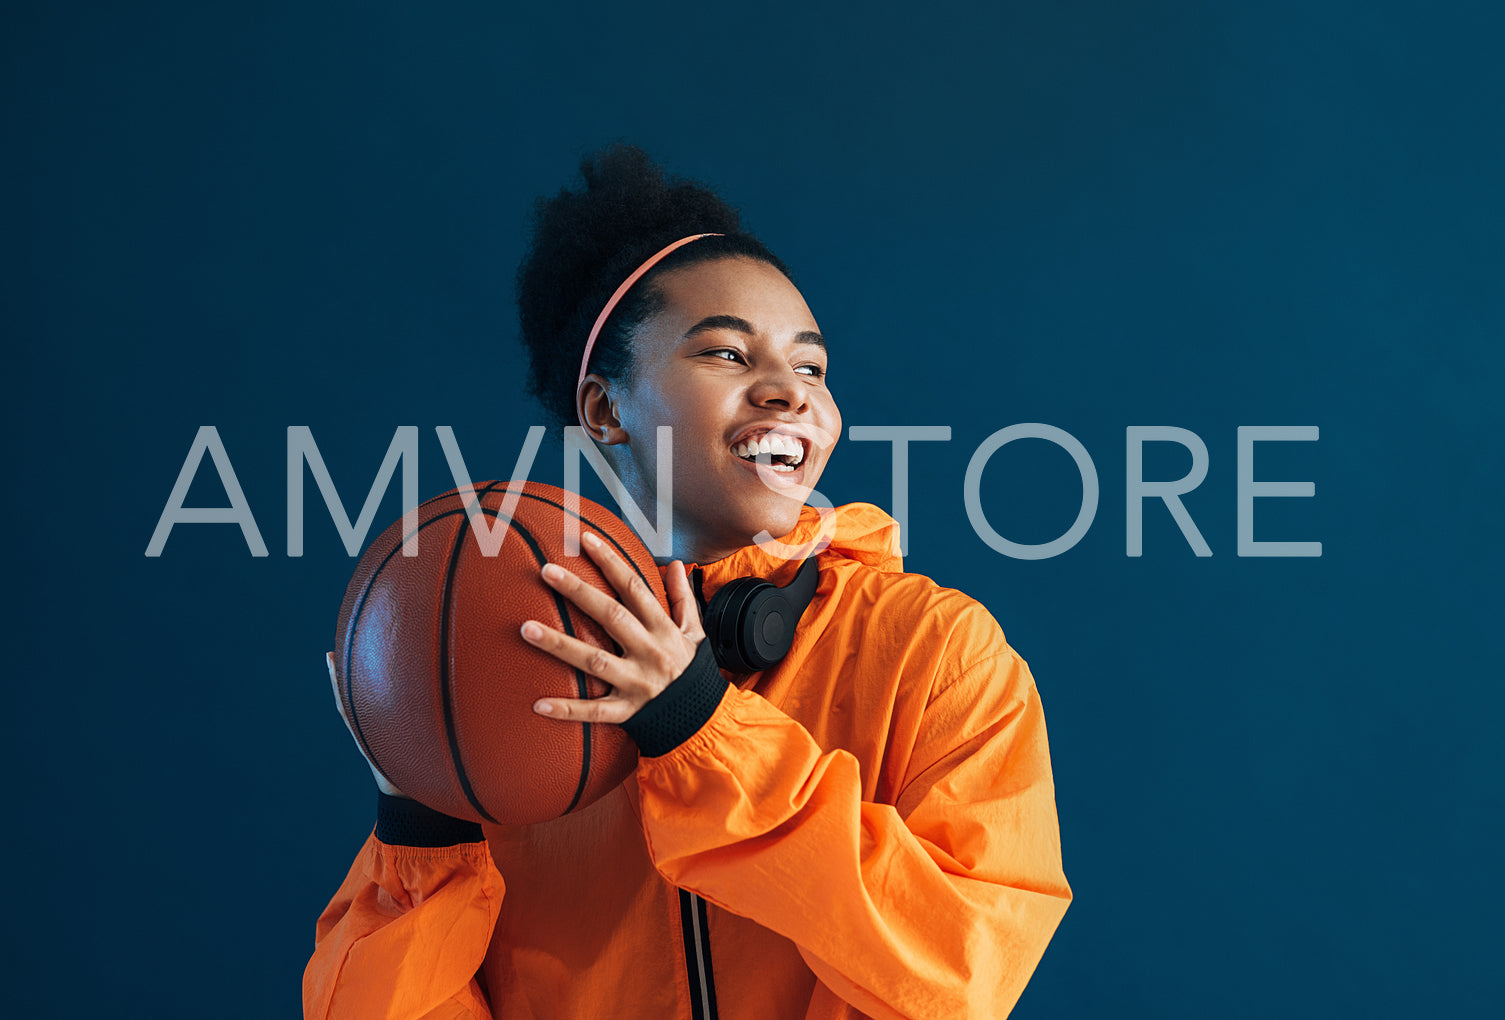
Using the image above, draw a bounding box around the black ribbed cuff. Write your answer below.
[375,791,485,847]
[621,639,730,758]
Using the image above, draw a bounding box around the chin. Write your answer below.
[701,498,805,556]
[746,496,807,544]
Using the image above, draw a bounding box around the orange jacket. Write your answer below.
[304,503,1071,1020]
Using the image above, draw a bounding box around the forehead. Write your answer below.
[646,257,819,338]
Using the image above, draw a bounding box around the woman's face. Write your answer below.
[587,256,841,564]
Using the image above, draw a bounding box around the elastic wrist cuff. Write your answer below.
[375,791,485,847]
[621,639,730,758]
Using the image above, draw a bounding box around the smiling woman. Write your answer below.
[580,255,842,565]
[304,144,1073,1020]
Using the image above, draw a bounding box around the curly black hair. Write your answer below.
[516,143,793,429]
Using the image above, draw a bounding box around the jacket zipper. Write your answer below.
[678,889,719,1019]
[680,571,719,1019]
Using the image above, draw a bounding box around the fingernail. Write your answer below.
[533,700,553,715]
[583,532,601,547]
[542,563,565,581]
[521,621,542,640]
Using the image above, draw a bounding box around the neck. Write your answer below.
[597,444,745,567]
[651,525,742,567]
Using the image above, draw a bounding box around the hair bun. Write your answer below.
[515,144,789,428]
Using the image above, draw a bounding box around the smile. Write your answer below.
[730,432,807,471]
[727,436,812,488]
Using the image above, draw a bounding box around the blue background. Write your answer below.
[7,1,1502,1016]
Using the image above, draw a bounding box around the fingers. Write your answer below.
[532,694,636,726]
[327,651,361,733]
[580,531,670,631]
[539,534,669,652]
[325,655,343,710]
[519,619,629,688]
[326,649,409,798]
[520,625,641,723]
[539,561,654,655]
[664,560,703,638]
[528,540,700,725]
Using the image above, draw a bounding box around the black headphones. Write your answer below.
[691,556,820,674]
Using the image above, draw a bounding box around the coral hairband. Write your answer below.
[576,232,723,430]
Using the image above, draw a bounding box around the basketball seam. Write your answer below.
[503,518,594,817]
[343,480,505,793]
[438,491,511,825]
[507,490,654,585]
[504,489,663,805]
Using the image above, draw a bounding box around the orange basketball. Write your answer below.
[333,480,664,825]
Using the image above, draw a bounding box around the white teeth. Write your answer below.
[732,432,806,467]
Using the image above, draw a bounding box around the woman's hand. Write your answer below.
[523,531,703,723]
[325,650,410,798]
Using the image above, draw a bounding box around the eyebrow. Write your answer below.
[682,314,826,350]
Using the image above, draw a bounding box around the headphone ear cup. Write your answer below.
[704,576,774,674]
[740,586,799,672]
[702,557,821,674]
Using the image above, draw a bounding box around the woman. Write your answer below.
[305,145,1071,1019]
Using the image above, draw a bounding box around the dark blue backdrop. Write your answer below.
[7,1,1501,1016]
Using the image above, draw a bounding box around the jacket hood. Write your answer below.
[679,502,904,599]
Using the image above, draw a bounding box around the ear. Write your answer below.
[577,374,628,445]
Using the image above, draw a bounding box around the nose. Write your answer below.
[747,361,810,413]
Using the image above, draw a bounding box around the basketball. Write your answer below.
[333,480,666,826]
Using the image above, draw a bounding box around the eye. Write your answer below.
[796,363,826,379]
[702,348,746,363]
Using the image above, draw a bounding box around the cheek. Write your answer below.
[645,398,716,469]
[621,383,680,435]
[676,391,735,446]
[818,396,843,450]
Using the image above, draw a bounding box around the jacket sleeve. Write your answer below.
[631,621,1072,1020]
[303,795,506,1020]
